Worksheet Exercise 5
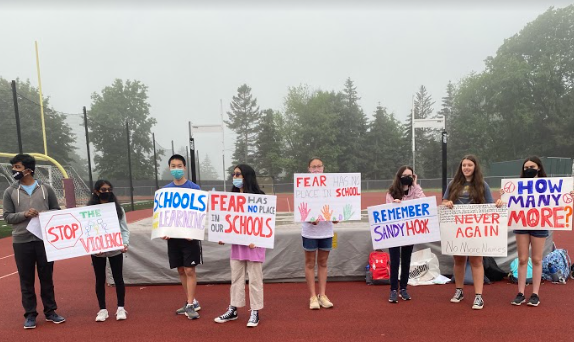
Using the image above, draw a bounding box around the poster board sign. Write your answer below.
[368,197,440,249]
[39,203,123,262]
[294,173,361,222]
[439,204,509,257]
[152,188,208,240]
[207,191,277,249]
[501,177,573,231]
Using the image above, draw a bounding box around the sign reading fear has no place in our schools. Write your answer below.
[39,202,123,262]
[439,204,509,257]
[367,197,441,250]
[152,188,208,240]
[207,191,277,249]
[294,173,362,222]
[501,177,573,231]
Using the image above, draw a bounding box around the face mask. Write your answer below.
[523,168,538,178]
[170,168,185,180]
[233,178,244,188]
[12,170,25,180]
[400,176,413,186]
[98,192,112,201]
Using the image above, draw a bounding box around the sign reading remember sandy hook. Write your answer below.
[152,188,208,240]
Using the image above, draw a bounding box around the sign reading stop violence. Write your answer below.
[39,203,123,262]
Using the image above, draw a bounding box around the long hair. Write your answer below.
[388,165,414,200]
[230,164,265,195]
[87,179,124,219]
[447,154,487,204]
[520,156,547,178]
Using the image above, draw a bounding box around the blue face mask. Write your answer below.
[170,168,185,180]
[233,178,243,188]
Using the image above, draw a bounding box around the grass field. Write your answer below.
[121,200,154,212]
[0,219,10,239]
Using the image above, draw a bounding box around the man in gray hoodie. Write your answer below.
[2,154,65,329]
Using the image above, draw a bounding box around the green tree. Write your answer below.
[364,105,405,179]
[225,84,261,167]
[404,85,437,177]
[199,154,219,180]
[254,108,285,179]
[89,79,158,180]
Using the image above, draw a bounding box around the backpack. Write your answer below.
[508,257,533,284]
[483,257,506,282]
[366,251,390,285]
[542,246,571,283]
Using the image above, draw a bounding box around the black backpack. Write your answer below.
[483,257,506,282]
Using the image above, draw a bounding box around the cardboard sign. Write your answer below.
[39,203,123,261]
[294,173,361,222]
[439,204,509,257]
[501,177,573,231]
[152,188,208,240]
[207,192,277,249]
[368,197,441,249]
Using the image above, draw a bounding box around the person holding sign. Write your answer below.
[214,164,266,327]
[442,155,503,310]
[86,180,130,321]
[385,166,425,303]
[162,154,202,320]
[302,157,336,310]
[2,154,65,329]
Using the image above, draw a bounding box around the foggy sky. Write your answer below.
[1,1,571,179]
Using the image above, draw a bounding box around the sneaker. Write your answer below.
[399,289,411,301]
[46,312,66,324]
[388,290,398,303]
[192,299,201,312]
[527,293,540,307]
[472,295,484,310]
[184,304,200,320]
[450,288,464,303]
[246,310,259,327]
[317,294,333,308]
[511,293,526,306]
[309,296,320,310]
[116,307,127,320]
[176,300,201,315]
[95,309,109,322]
[214,306,238,323]
[24,316,36,329]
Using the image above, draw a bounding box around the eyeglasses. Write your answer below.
[99,187,113,193]
[232,172,242,177]
[309,165,324,170]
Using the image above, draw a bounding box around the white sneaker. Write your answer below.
[116,307,127,320]
[95,309,109,322]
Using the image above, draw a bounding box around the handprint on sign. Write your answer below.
[298,202,311,221]
[321,205,333,221]
[343,204,355,221]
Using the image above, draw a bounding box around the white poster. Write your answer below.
[152,188,208,240]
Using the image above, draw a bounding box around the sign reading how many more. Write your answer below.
[152,188,208,240]
[294,173,362,222]
[439,204,509,257]
[501,177,573,231]
[207,192,277,249]
[39,202,123,262]
[368,197,441,250]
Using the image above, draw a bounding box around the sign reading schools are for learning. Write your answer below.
[439,204,509,257]
[39,203,123,262]
[294,173,361,222]
[368,197,440,249]
[501,177,573,231]
[207,192,277,249]
[152,188,208,240]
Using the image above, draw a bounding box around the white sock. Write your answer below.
[118,306,125,311]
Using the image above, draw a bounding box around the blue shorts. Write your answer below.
[302,237,333,252]
[514,230,549,238]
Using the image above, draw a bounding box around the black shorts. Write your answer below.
[167,239,203,269]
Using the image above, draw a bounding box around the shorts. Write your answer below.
[513,230,549,238]
[302,236,333,252]
[167,239,203,269]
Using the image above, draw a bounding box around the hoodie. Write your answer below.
[2,180,61,243]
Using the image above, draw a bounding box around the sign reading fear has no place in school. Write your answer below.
[39,203,124,262]
[368,197,441,249]
[501,177,573,231]
[152,188,208,240]
[294,173,362,222]
[207,191,277,249]
[439,204,509,257]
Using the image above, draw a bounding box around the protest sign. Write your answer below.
[152,188,208,240]
[294,173,361,222]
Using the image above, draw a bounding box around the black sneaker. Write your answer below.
[246,310,259,327]
[45,312,66,324]
[214,306,238,323]
[511,293,526,306]
[472,295,484,310]
[388,290,398,303]
[24,316,36,329]
[527,293,540,307]
[399,289,411,301]
[450,288,464,303]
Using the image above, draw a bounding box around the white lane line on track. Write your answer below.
[0,254,14,260]
[0,271,18,279]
